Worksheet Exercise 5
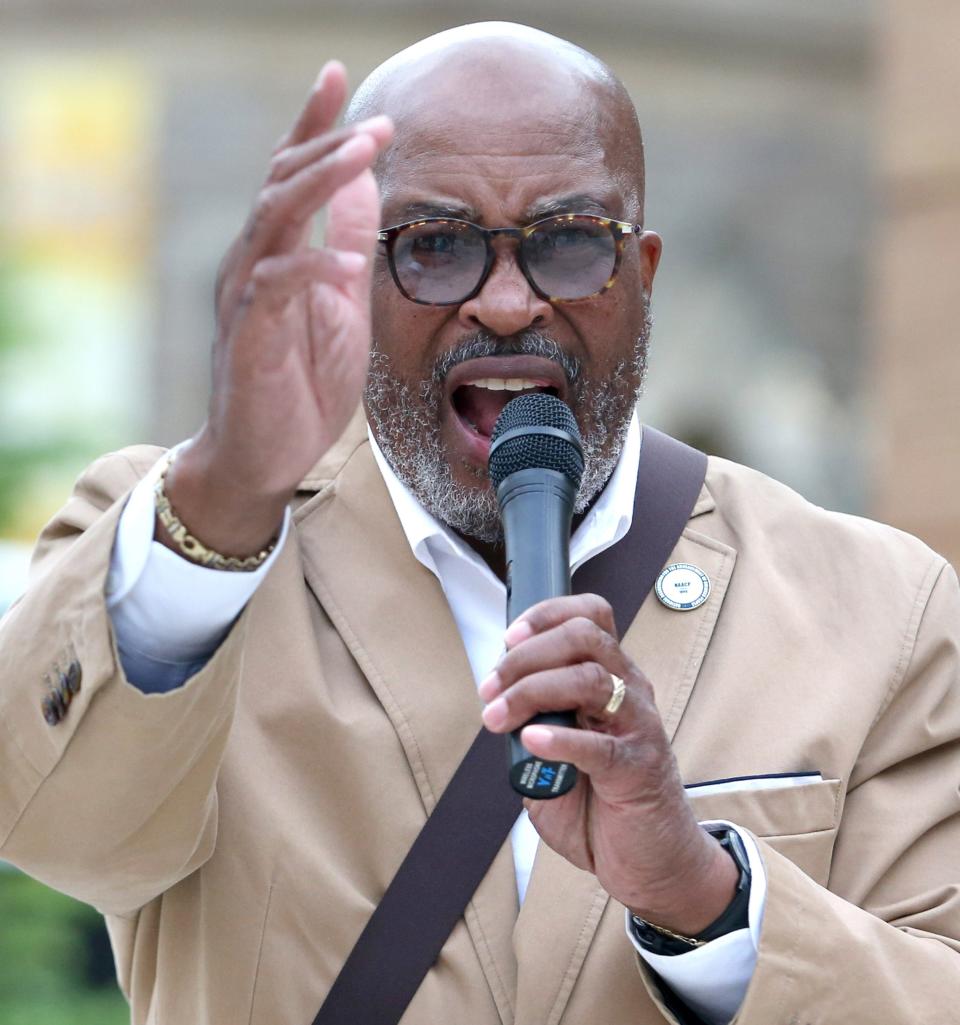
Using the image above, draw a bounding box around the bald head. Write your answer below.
[345,22,646,220]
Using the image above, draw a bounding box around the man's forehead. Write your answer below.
[381,117,613,204]
[380,129,623,219]
[381,71,618,208]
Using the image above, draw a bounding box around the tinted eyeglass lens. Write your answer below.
[393,220,487,303]
[524,217,617,300]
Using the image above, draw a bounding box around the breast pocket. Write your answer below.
[686,776,844,885]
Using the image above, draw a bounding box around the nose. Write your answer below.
[457,244,554,336]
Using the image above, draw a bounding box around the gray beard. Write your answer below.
[365,300,653,544]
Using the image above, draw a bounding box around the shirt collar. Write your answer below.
[368,409,641,580]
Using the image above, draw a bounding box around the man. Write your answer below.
[1,21,958,1025]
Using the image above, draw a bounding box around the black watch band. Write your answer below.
[630,827,752,957]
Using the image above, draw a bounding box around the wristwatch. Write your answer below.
[629,827,752,956]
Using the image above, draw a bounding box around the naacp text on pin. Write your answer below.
[655,563,710,611]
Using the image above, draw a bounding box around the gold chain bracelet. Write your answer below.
[630,914,706,948]
[154,456,277,572]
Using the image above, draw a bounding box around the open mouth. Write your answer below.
[443,356,570,457]
[452,377,560,437]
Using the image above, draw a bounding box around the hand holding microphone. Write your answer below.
[482,393,740,931]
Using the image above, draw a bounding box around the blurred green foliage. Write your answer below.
[0,869,128,1024]
[0,255,38,536]
[0,255,15,358]
[0,992,128,1025]
[0,442,97,534]
[0,256,99,540]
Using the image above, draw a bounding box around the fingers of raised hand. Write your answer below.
[272,60,348,156]
[325,168,382,268]
[269,115,393,184]
[242,248,367,315]
[244,132,380,256]
[218,64,391,330]
[217,128,386,330]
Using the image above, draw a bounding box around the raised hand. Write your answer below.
[163,61,394,557]
[479,594,739,933]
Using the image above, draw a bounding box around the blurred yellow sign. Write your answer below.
[0,58,156,540]
[3,59,154,268]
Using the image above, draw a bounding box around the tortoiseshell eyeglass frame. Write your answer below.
[376,213,643,306]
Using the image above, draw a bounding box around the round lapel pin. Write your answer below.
[656,563,711,611]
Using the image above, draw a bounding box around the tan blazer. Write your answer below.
[1,416,959,1024]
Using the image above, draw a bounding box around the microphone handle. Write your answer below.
[498,468,579,799]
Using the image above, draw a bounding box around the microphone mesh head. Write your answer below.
[488,393,584,490]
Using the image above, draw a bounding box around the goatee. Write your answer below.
[364,298,653,544]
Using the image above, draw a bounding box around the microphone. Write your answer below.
[488,392,584,800]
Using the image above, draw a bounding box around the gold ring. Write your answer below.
[604,675,626,715]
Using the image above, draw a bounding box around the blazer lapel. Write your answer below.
[295,435,520,1022]
[296,437,481,806]
[625,516,737,743]
[513,482,737,1024]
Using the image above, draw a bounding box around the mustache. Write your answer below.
[430,330,581,388]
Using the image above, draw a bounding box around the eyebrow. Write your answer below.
[386,192,618,228]
[389,200,478,224]
[524,193,615,221]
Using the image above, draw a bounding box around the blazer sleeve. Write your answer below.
[643,556,960,1023]
[0,448,250,917]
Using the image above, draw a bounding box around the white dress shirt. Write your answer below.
[105,415,764,1024]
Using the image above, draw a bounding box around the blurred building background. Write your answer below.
[872,0,960,572]
[0,1,956,1021]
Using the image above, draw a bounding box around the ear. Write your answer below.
[637,231,662,292]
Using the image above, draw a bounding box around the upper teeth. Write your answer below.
[471,378,543,391]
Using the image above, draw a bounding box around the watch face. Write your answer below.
[715,828,752,889]
[695,830,752,942]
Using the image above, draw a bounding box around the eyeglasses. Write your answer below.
[376,213,642,306]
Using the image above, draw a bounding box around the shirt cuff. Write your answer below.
[106,447,289,691]
[625,821,767,1025]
